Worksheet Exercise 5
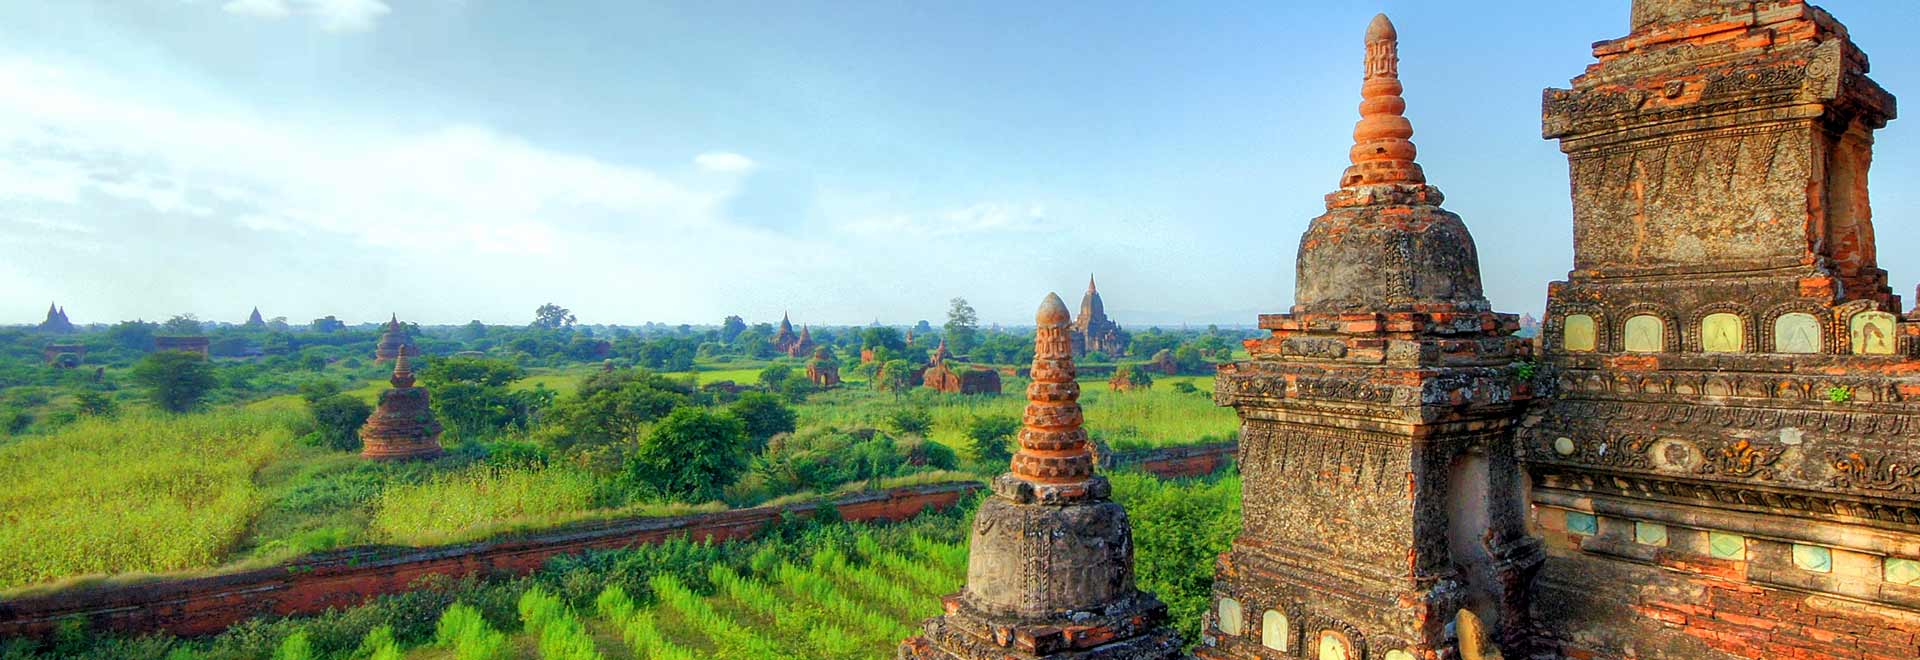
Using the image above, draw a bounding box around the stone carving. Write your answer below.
[1692,439,1784,480]
[899,293,1181,660]
[1828,451,1920,495]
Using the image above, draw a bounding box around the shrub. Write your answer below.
[308,394,372,452]
[130,351,218,413]
[728,392,796,449]
[965,415,1020,466]
[885,407,933,436]
[436,602,509,660]
[625,407,750,502]
[271,631,313,660]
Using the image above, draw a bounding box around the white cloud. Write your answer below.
[693,151,757,174]
[309,0,391,33]
[839,201,1049,237]
[220,0,390,33]
[221,0,291,20]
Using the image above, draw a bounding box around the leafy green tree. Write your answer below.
[130,351,217,413]
[297,379,343,403]
[757,364,793,390]
[720,316,747,343]
[543,370,689,451]
[627,407,751,501]
[874,360,917,398]
[533,303,577,330]
[861,327,906,355]
[161,314,203,336]
[106,320,158,352]
[944,297,979,354]
[420,356,547,440]
[461,320,489,341]
[309,394,372,452]
[966,415,1020,467]
[728,392,795,450]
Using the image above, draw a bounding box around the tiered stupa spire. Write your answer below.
[900,293,1180,660]
[1341,14,1423,188]
[360,318,443,461]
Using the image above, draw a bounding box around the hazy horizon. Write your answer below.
[5,1,1918,327]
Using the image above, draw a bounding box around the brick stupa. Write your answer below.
[373,314,411,364]
[359,346,444,460]
[806,345,842,388]
[899,293,1182,660]
[1200,15,1541,660]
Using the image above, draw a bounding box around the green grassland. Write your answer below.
[11,468,1240,660]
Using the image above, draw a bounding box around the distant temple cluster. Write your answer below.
[771,313,817,358]
[908,3,1920,660]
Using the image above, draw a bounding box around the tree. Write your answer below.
[913,320,934,335]
[162,314,204,336]
[874,360,917,398]
[533,303,577,330]
[544,370,690,451]
[861,327,906,354]
[885,407,933,436]
[728,392,795,450]
[461,320,488,341]
[627,408,751,502]
[757,365,793,390]
[130,351,217,413]
[106,320,158,352]
[944,298,979,354]
[419,356,547,440]
[309,394,372,452]
[310,316,346,333]
[720,316,747,343]
[966,415,1020,467]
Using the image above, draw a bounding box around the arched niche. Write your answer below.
[1623,315,1665,353]
[1562,314,1597,352]
[1851,311,1897,355]
[1700,312,1744,353]
[1262,610,1289,651]
[1217,597,1243,636]
[1773,313,1821,354]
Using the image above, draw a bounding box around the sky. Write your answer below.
[3,1,1919,328]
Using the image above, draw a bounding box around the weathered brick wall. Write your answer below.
[0,483,982,640]
[0,443,1234,643]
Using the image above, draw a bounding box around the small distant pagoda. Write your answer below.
[244,307,265,328]
[359,346,443,460]
[805,345,841,387]
[789,325,817,358]
[772,312,801,355]
[374,314,412,364]
[899,292,1182,660]
[37,302,74,334]
[1071,276,1129,357]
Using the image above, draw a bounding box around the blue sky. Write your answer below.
[2,1,1918,327]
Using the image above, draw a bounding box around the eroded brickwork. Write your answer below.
[1530,2,1920,658]
[1199,15,1541,660]
[900,293,1181,660]
[359,345,444,461]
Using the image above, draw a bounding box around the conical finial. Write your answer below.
[1340,13,1425,188]
[391,343,415,388]
[1088,273,1097,292]
[1037,292,1072,327]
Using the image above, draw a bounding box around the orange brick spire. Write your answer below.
[1340,13,1425,188]
[1010,292,1094,484]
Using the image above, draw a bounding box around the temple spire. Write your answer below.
[1087,273,1096,292]
[1340,13,1425,188]
[391,345,414,388]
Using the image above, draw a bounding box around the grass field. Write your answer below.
[0,409,293,591]
[796,373,1232,457]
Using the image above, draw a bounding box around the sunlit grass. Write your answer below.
[368,464,728,547]
[0,409,294,590]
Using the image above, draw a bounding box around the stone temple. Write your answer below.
[1073,276,1131,358]
[900,293,1182,660]
[1202,14,1540,660]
